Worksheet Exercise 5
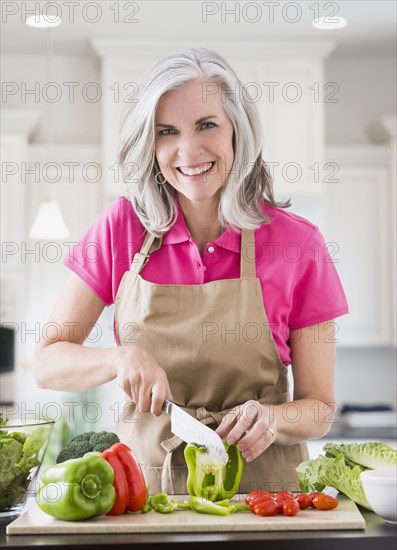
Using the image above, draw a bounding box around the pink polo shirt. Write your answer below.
[63,196,349,366]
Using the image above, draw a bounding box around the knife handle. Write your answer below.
[162,399,172,414]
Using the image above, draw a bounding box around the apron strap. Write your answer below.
[240,229,256,279]
[131,231,164,274]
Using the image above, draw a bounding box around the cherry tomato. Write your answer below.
[276,490,294,501]
[271,494,284,514]
[295,493,313,510]
[309,492,323,508]
[246,490,273,511]
[282,499,300,516]
[312,493,339,511]
[253,499,279,516]
[245,490,272,505]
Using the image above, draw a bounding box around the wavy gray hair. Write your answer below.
[118,47,291,237]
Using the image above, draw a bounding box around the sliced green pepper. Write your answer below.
[36,452,115,521]
[149,493,178,514]
[184,441,243,501]
[189,496,234,515]
[140,484,151,513]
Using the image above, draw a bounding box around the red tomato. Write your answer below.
[253,499,279,516]
[246,490,272,511]
[245,490,272,505]
[312,493,339,511]
[309,492,323,508]
[282,499,300,516]
[295,493,313,510]
[276,490,294,501]
[271,494,284,514]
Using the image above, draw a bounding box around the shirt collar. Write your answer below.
[161,200,241,253]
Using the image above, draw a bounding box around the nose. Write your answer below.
[177,133,205,160]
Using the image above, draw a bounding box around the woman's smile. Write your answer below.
[176,161,216,178]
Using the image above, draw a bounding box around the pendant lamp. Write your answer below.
[29,200,69,239]
[28,19,69,240]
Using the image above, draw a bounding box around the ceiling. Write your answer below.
[1,0,396,58]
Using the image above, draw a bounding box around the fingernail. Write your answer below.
[227,437,235,444]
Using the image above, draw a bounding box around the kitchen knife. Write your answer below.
[162,399,228,464]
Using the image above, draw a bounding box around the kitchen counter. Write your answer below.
[322,424,397,441]
[1,506,396,550]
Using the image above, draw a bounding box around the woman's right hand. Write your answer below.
[113,346,173,417]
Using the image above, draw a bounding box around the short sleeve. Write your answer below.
[63,200,121,306]
[288,227,349,330]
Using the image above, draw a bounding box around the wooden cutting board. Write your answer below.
[7,494,365,534]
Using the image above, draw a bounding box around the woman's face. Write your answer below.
[154,78,235,203]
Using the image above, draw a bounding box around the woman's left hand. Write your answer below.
[215,400,276,462]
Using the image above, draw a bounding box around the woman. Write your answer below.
[32,48,348,494]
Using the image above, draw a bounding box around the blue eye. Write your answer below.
[159,128,177,136]
[201,122,216,129]
[158,122,216,136]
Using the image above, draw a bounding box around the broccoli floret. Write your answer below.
[90,431,120,453]
[68,431,96,447]
[56,431,119,463]
[56,432,95,463]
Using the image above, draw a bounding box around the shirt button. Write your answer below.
[207,245,215,253]
[197,262,201,269]
[203,265,207,271]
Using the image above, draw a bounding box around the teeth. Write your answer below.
[179,162,213,176]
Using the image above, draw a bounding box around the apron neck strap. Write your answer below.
[132,228,256,278]
[240,229,256,279]
[131,231,163,274]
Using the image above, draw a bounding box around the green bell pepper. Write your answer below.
[36,452,116,521]
[184,441,243,501]
[189,496,234,515]
[149,492,178,513]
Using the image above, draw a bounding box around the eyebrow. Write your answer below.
[155,115,218,128]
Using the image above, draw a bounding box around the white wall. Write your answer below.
[335,347,396,409]
[1,54,101,144]
[325,55,397,144]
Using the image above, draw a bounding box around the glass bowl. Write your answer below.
[0,417,55,517]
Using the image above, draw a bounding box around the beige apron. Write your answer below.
[114,226,309,494]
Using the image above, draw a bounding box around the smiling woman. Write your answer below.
[32,48,349,496]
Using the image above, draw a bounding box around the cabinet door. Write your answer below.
[233,59,325,198]
[324,149,392,345]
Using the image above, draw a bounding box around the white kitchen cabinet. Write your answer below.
[324,144,395,346]
[91,39,335,202]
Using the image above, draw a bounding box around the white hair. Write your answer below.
[118,47,290,237]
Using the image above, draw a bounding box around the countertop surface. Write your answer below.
[1,499,396,550]
[321,424,397,440]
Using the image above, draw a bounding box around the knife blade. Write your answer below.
[162,400,228,464]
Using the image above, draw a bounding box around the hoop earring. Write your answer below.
[155,171,167,185]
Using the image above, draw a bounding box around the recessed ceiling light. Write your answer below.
[312,16,348,30]
[26,15,62,28]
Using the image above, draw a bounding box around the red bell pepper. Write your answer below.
[101,443,147,514]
